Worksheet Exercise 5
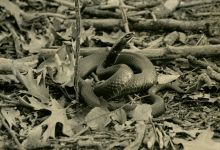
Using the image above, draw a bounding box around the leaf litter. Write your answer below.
[0,0,220,149]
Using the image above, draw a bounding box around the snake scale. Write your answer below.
[79,33,165,117]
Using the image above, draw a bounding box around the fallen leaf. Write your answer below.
[178,32,187,43]
[0,74,19,83]
[147,36,163,48]
[164,121,200,138]
[23,98,73,142]
[22,124,48,149]
[164,31,179,46]
[0,32,10,42]
[14,68,50,103]
[107,0,119,5]
[22,29,54,53]
[173,128,220,150]
[38,99,73,140]
[125,121,146,150]
[85,107,111,130]
[1,107,20,128]
[110,109,127,124]
[0,0,24,28]
[157,74,180,84]
[132,104,152,122]
[37,46,75,87]
[93,31,124,45]
[18,96,49,110]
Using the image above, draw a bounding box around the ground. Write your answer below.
[0,0,220,149]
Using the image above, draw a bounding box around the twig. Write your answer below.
[0,104,16,107]
[29,12,68,19]
[96,4,135,10]
[119,0,130,33]
[54,0,75,8]
[0,56,38,72]
[59,126,89,142]
[125,0,160,9]
[193,12,220,17]
[119,1,138,50]
[67,18,214,32]
[152,0,180,18]
[187,55,220,72]
[74,0,81,102]
[2,44,220,73]
[5,22,23,57]
[0,112,25,150]
[179,0,220,8]
[83,7,120,18]
[207,66,220,81]
[0,93,20,105]
[158,125,176,150]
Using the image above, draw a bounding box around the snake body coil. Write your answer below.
[79,33,165,117]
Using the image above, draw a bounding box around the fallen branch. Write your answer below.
[187,55,220,73]
[83,7,120,18]
[5,22,23,57]
[167,44,220,57]
[125,0,161,9]
[69,19,216,32]
[152,0,180,18]
[2,44,220,72]
[41,44,220,58]
[0,0,217,33]
[0,56,38,72]
[0,0,68,29]
[81,44,220,58]
[179,0,220,8]
[193,12,220,17]
[207,66,220,81]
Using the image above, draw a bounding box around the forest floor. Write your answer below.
[0,0,220,149]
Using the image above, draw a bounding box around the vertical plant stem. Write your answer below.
[119,0,130,33]
[119,0,136,49]
[74,0,81,102]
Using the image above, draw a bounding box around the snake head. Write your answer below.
[104,32,135,67]
[123,32,135,43]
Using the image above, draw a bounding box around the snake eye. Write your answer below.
[124,32,134,40]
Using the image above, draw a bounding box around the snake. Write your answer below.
[79,33,166,117]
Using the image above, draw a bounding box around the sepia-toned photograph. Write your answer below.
[0,0,220,149]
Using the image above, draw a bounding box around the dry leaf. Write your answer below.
[85,107,111,130]
[14,68,50,103]
[110,109,127,124]
[173,128,220,150]
[93,31,124,45]
[125,121,146,150]
[1,107,20,128]
[0,74,19,83]
[22,29,54,53]
[22,98,73,143]
[37,46,75,87]
[22,124,48,149]
[164,121,200,138]
[157,74,180,84]
[132,104,152,122]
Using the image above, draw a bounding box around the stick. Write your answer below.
[2,44,220,73]
[74,0,81,102]
[0,112,25,150]
[119,0,130,33]
[68,19,213,32]
[179,0,220,8]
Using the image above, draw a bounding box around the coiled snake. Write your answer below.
[79,33,166,117]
